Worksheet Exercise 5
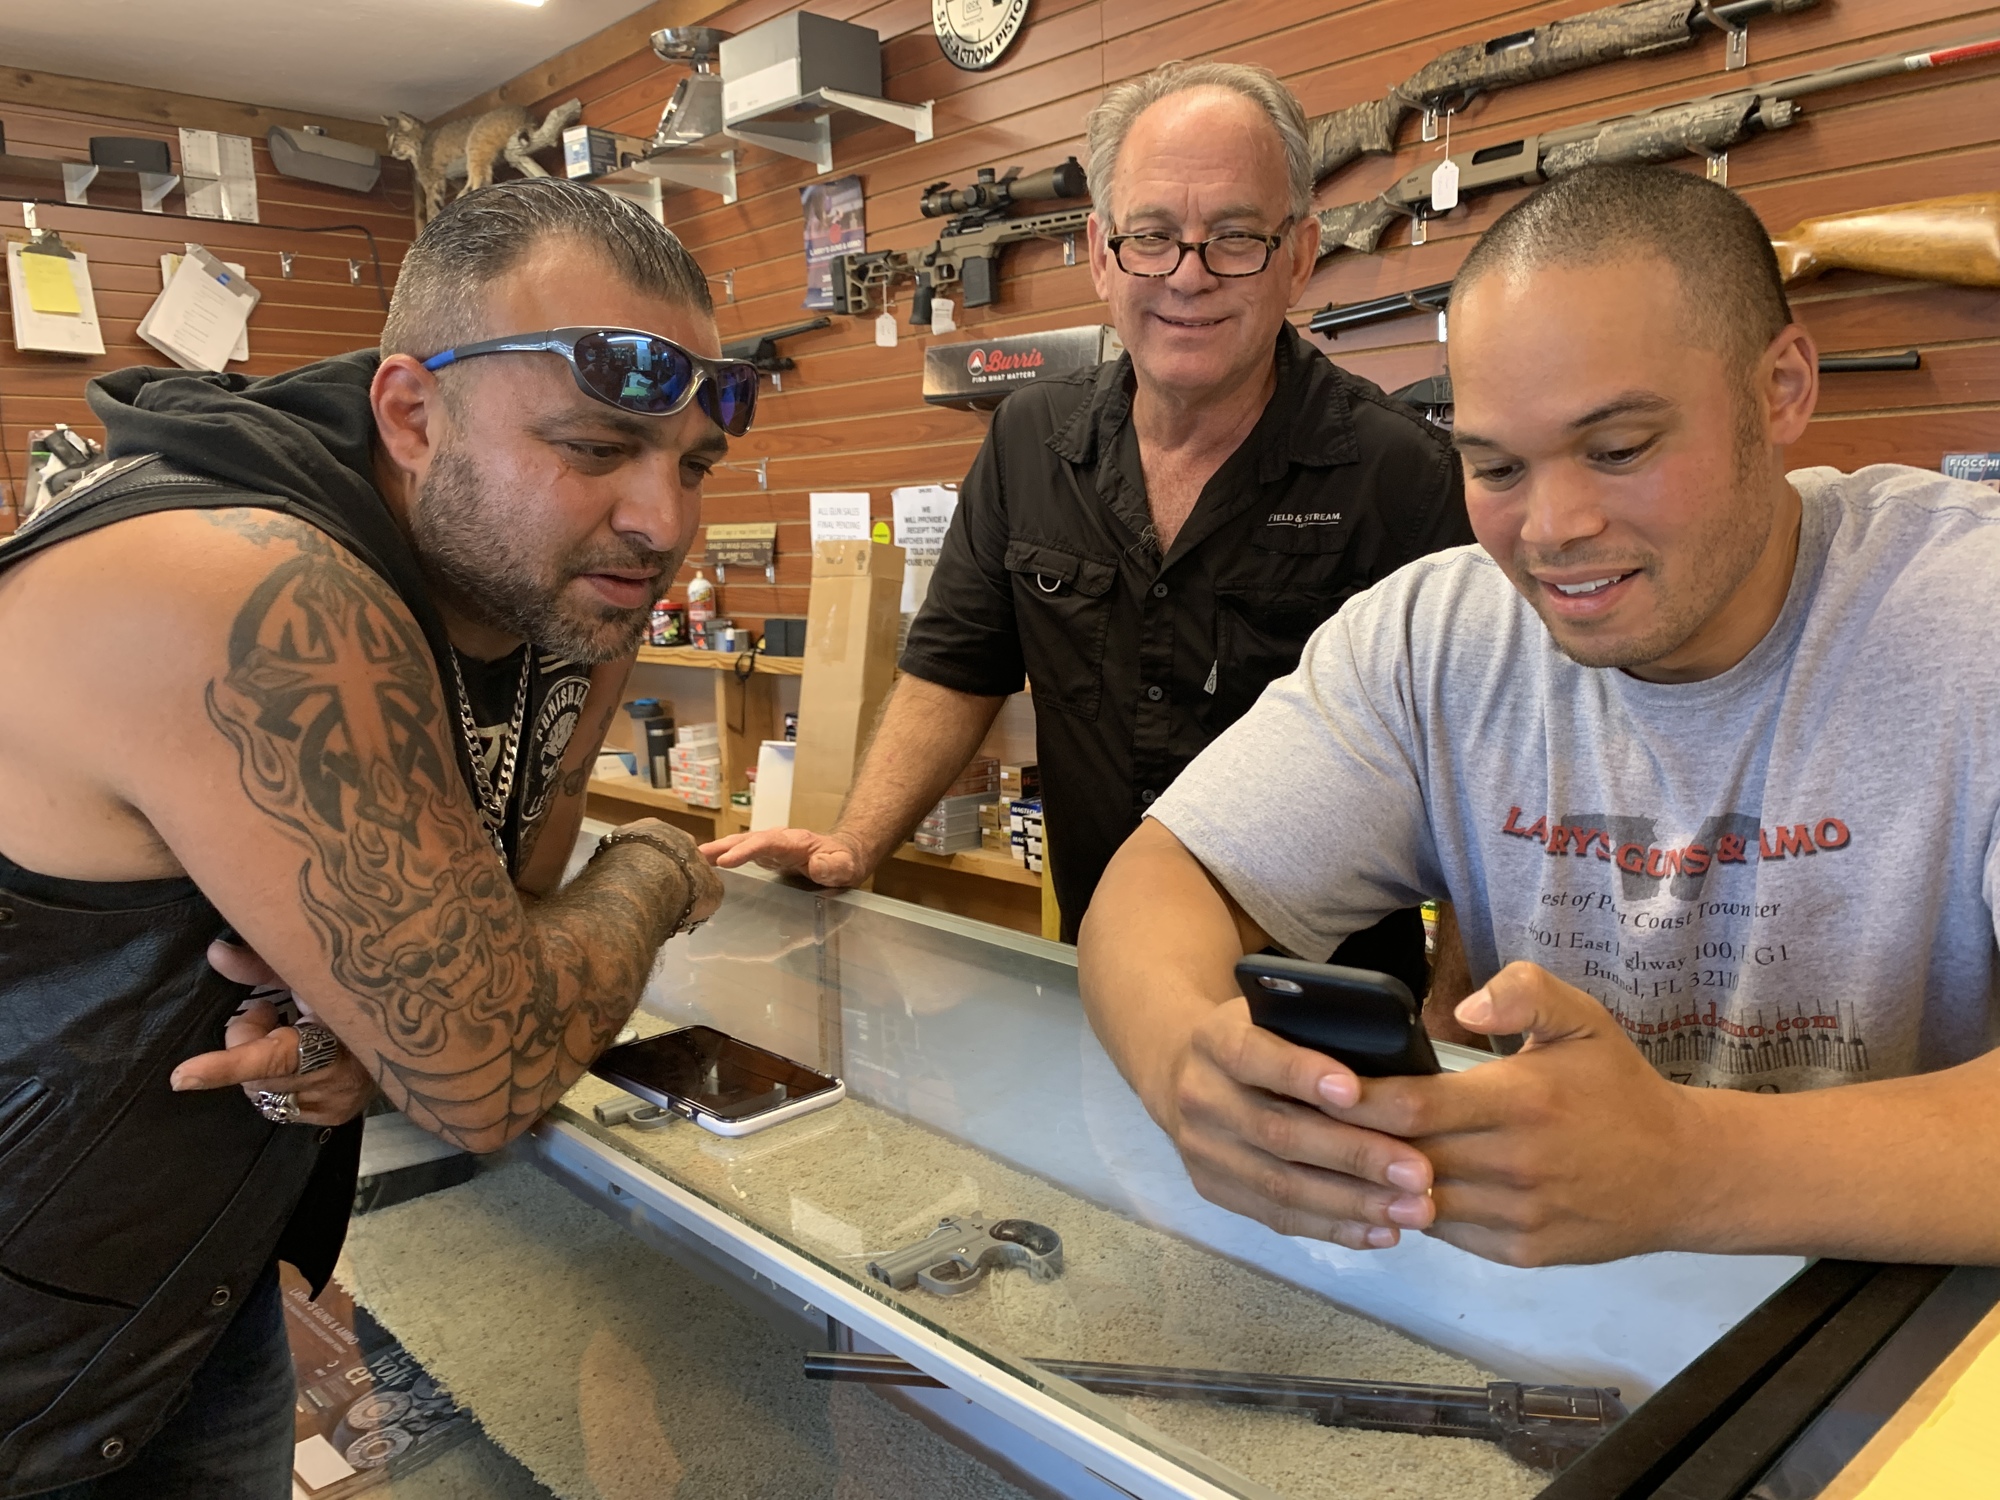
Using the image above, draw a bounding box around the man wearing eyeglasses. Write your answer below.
[710,62,1469,987]
[0,179,733,1497]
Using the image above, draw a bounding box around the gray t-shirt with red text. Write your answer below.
[1149,464,2000,1092]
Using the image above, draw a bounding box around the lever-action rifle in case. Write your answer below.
[831,157,1091,326]
[1314,34,2000,260]
[805,1350,1628,1472]
[1305,0,1820,182]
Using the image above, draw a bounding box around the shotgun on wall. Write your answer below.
[1314,35,2000,259]
[1308,191,2000,338]
[1305,0,1822,183]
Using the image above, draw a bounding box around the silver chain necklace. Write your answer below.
[448,650,532,861]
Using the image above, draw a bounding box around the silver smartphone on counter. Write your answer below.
[590,1025,845,1137]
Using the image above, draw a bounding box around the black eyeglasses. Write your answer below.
[1105,220,1296,278]
[422,326,760,436]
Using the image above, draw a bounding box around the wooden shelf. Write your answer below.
[891,842,1041,888]
[635,646,805,675]
[586,773,717,818]
[586,778,1042,891]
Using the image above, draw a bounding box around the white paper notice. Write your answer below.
[138,245,259,372]
[219,132,260,222]
[158,253,250,363]
[892,484,958,614]
[808,491,871,543]
[179,128,258,222]
[180,128,223,219]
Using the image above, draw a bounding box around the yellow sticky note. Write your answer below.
[20,251,81,316]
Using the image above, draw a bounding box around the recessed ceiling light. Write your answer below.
[505,0,547,7]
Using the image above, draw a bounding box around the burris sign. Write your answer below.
[924,325,1123,410]
[966,346,1042,377]
[933,0,1030,70]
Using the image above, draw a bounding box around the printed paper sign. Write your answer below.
[892,484,958,613]
[809,491,872,542]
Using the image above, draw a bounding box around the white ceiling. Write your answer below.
[2,0,658,122]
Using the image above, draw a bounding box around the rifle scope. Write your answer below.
[920,156,1089,218]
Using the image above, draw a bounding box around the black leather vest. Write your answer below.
[0,456,480,1495]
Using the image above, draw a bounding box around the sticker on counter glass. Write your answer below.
[870,519,892,545]
[810,491,872,543]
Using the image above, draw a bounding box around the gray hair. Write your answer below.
[382,176,713,358]
[1084,61,1313,226]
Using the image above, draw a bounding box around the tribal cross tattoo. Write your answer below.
[202,512,682,1149]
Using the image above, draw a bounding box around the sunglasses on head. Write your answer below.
[421,326,760,436]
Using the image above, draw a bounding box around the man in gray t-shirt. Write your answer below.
[1078,165,2000,1269]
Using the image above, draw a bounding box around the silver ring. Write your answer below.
[255,1090,300,1125]
[293,1021,341,1075]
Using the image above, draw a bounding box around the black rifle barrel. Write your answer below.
[1817,350,1921,372]
[1309,281,1454,336]
[802,1351,1625,1465]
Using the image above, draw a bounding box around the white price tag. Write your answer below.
[930,298,956,334]
[1431,157,1460,213]
[875,311,898,348]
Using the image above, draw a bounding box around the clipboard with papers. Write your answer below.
[137,243,259,372]
[6,238,106,356]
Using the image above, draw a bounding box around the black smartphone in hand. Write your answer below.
[1235,956,1441,1077]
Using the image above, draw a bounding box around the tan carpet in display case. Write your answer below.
[341,1077,1548,1499]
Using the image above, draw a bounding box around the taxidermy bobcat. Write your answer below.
[383,99,583,224]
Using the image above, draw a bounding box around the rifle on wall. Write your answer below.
[1309,190,2000,338]
[831,158,1091,326]
[720,317,831,390]
[1314,34,2000,260]
[1389,356,1921,432]
[1305,0,1821,183]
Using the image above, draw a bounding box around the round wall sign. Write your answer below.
[933,0,1030,70]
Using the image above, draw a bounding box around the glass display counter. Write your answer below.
[357,848,1975,1500]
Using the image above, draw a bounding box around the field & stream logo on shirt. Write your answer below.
[1496,802,1866,1090]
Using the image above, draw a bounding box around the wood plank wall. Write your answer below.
[0,92,413,526]
[519,0,2000,631]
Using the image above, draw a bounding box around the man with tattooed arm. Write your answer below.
[0,179,741,1497]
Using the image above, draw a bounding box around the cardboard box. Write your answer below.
[790,541,905,832]
[720,11,883,126]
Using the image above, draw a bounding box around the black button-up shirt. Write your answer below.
[902,324,1471,941]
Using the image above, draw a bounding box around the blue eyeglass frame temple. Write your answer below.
[419,326,759,432]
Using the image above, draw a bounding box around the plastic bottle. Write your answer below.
[686,570,714,650]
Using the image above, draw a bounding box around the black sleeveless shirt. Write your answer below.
[0,354,587,1494]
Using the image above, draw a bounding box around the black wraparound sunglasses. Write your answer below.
[422,326,760,436]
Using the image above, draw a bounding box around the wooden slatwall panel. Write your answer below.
[518,0,2000,630]
[0,96,413,525]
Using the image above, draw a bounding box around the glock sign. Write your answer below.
[933,0,1031,70]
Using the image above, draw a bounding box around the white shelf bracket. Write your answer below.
[628,148,738,205]
[61,163,99,205]
[137,172,179,213]
[818,88,934,144]
[725,116,832,175]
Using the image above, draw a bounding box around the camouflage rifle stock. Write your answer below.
[1315,34,2000,260]
[1305,0,1820,182]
